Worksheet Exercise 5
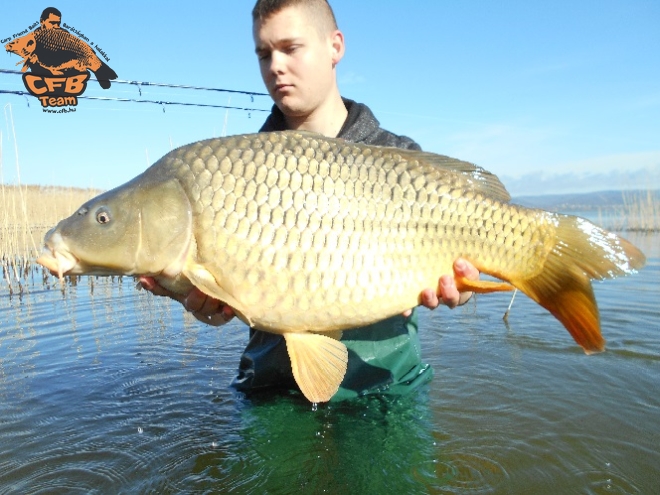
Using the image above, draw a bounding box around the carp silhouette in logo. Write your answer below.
[5,7,117,90]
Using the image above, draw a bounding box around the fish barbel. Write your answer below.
[37,131,646,402]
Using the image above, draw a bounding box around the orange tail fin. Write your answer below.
[469,215,646,354]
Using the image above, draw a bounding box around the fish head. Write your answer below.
[5,32,36,58]
[37,175,193,280]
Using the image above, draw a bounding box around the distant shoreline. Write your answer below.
[513,189,660,211]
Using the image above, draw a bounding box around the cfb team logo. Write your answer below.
[4,7,117,109]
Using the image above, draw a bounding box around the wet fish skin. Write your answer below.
[37,131,646,402]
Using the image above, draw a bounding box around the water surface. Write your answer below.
[1,232,658,494]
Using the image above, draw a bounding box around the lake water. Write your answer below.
[1,232,658,494]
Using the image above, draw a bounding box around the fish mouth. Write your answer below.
[37,249,79,280]
[36,231,79,280]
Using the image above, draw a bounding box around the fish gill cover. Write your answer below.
[3,6,117,111]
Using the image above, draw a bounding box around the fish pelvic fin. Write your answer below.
[283,332,348,403]
[507,215,645,354]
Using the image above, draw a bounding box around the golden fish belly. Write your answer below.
[160,132,553,333]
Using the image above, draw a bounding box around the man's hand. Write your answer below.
[402,258,479,317]
[138,276,235,327]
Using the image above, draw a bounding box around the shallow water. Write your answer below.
[1,232,658,494]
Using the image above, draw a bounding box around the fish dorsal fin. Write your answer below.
[283,332,348,403]
[279,131,511,203]
[409,151,512,203]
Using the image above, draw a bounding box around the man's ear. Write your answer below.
[330,29,345,66]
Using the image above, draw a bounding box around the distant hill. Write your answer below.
[512,189,660,212]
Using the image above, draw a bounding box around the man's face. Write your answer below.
[253,6,339,118]
[41,14,62,29]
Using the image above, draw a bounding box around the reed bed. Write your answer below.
[621,189,660,231]
[595,190,660,232]
[1,184,102,294]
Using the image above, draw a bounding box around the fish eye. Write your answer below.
[95,208,111,225]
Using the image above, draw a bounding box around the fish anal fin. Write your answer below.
[315,330,343,341]
[455,276,515,294]
[284,332,348,403]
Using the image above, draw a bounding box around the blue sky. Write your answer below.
[1,0,658,195]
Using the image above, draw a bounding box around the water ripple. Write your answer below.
[1,249,659,493]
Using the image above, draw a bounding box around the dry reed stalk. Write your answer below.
[1,185,103,256]
[1,105,103,293]
[622,190,660,232]
[1,184,103,294]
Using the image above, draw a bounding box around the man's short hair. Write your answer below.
[40,7,62,22]
[252,0,338,33]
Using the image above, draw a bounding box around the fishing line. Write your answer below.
[0,68,268,97]
[0,69,270,112]
[0,89,270,113]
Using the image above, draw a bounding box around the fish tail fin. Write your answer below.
[517,216,644,353]
[516,259,605,353]
[461,215,646,354]
[93,62,117,89]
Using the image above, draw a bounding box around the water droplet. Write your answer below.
[311,402,318,412]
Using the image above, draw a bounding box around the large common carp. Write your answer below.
[37,131,645,403]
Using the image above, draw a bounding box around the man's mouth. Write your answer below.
[274,83,293,93]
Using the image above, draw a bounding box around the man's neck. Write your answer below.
[283,92,348,138]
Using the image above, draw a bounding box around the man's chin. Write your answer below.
[275,99,311,119]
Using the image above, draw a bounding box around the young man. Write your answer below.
[141,0,479,400]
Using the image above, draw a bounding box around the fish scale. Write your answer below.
[37,130,646,403]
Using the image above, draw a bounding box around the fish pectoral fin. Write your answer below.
[455,276,516,294]
[283,332,348,403]
[183,263,253,326]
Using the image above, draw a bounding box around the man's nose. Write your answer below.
[269,51,286,74]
